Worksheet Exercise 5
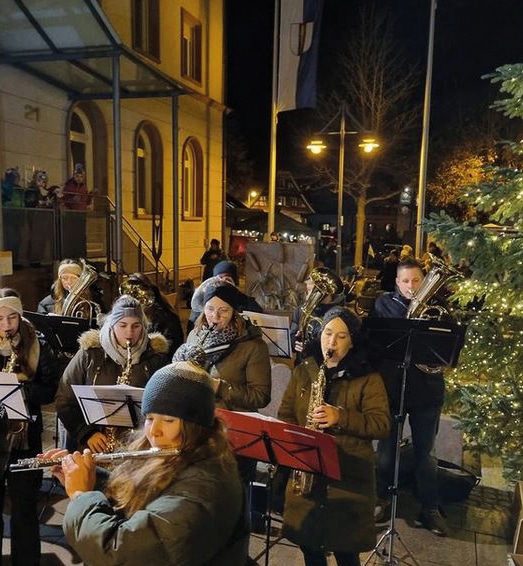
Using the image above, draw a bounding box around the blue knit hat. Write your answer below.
[141,362,215,428]
[213,260,239,285]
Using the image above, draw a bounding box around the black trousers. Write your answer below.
[0,464,42,566]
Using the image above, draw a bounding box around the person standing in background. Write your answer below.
[200,239,227,281]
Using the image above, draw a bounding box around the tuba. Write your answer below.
[119,278,155,308]
[62,259,100,320]
[406,254,463,373]
[298,268,344,346]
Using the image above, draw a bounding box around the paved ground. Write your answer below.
[0,407,514,565]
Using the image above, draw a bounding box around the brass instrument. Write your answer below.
[3,331,18,374]
[105,340,133,452]
[406,254,463,373]
[10,447,181,472]
[298,268,344,346]
[119,278,155,308]
[291,349,333,496]
[62,258,100,320]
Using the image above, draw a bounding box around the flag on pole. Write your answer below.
[277,0,324,113]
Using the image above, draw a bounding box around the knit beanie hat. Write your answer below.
[58,261,82,278]
[322,307,362,340]
[141,362,215,428]
[213,260,239,285]
[203,280,240,310]
[106,295,146,328]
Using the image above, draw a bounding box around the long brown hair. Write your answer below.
[105,417,234,518]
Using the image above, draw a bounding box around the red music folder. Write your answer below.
[216,408,341,481]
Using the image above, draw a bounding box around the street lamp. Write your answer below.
[307,103,379,276]
[248,190,259,208]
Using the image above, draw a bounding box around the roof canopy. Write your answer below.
[0,0,186,99]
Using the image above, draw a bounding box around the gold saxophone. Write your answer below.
[3,332,29,450]
[291,349,333,496]
[105,340,133,452]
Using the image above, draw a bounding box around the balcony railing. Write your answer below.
[3,190,173,292]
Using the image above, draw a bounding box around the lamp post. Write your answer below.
[307,103,378,276]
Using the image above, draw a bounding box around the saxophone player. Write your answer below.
[55,295,169,453]
[278,307,390,566]
[0,288,59,566]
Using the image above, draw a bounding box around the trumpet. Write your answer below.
[10,447,181,472]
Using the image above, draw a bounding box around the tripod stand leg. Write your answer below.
[363,526,421,566]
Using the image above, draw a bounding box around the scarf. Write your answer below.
[195,322,239,367]
[99,325,149,368]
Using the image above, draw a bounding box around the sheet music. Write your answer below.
[242,311,291,358]
[0,372,30,420]
[72,384,144,427]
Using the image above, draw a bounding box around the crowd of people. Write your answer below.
[0,238,462,565]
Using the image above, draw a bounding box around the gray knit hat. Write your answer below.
[141,362,215,428]
[105,295,146,328]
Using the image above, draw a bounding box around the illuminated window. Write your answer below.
[132,0,160,60]
[182,137,203,219]
[181,9,202,84]
[134,123,163,217]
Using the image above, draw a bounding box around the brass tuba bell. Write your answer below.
[298,267,344,346]
[62,259,101,320]
[406,254,463,373]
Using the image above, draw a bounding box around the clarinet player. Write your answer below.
[0,288,58,566]
[278,307,390,566]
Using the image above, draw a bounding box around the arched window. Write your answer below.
[182,137,203,219]
[134,122,163,217]
[69,108,94,189]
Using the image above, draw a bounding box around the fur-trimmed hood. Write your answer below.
[78,329,169,355]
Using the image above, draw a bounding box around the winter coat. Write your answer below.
[278,353,390,553]
[369,291,445,409]
[185,321,271,411]
[37,293,55,314]
[200,249,228,281]
[0,319,58,456]
[56,330,169,445]
[145,303,184,358]
[63,454,249,566]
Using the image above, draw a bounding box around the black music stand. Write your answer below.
[362,318,466,566]
[71,384,144,429]
[216,409,340,566]
[23,311,91,355]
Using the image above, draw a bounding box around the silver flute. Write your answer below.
[10,447,181,472]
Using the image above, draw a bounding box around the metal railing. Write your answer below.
[2,191,173,292]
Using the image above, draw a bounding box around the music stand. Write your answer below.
[71,384,144,429]
[216,409,340,566]
[23,311,91,354]
[362,318,466,566]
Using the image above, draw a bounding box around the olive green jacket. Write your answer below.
[278,356,391,553]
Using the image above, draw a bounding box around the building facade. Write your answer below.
[0,0,226,283]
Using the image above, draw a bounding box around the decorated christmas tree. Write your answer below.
[424,64,523,481]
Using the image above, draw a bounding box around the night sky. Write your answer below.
[225,0,523,185]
